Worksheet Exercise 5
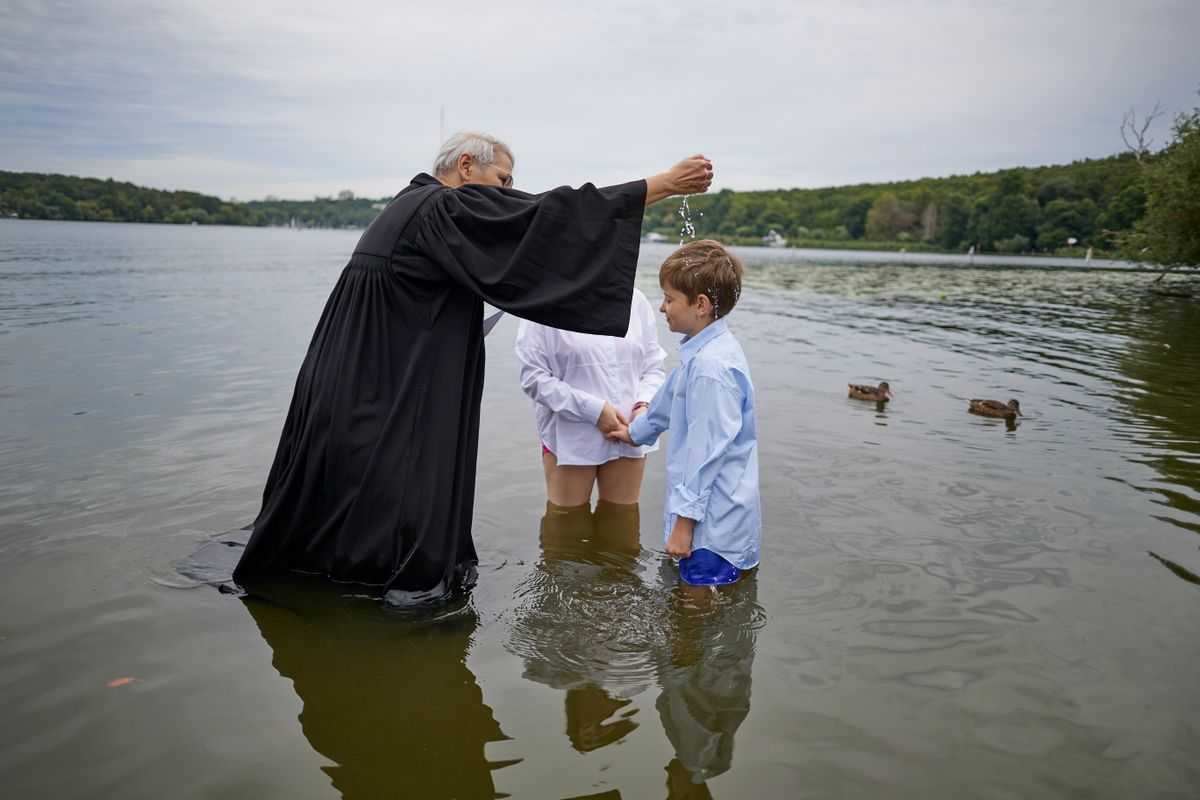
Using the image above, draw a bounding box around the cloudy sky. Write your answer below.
[2,0,1198,200]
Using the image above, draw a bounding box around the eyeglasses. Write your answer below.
[476,159,513,188]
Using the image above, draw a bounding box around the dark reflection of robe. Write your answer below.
[507,501,652,755]
[241,578,512,799]
[234,174,646,602]
[655,569,762,795]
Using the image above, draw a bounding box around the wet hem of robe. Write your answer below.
[186,526,479,607]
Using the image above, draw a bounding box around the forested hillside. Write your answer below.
[2,153,1148,254]
[644,154,1145,253]
[0,172,389,228]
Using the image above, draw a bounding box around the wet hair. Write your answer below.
[432,131,514,176]
[659,239,743,318]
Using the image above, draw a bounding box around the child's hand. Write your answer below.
[606,423,634,445]
[666,521,694,559]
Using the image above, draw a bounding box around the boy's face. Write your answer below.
[659,284,710,337]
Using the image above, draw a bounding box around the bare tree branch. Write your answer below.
[1121,102,1165,168]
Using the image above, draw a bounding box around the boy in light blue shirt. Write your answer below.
[608,240,761,584]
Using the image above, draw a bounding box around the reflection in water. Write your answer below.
[508,501,653,754]
[1104,289,1200,583]
[656,570,762,796]
[508,500,764,797]
[565,683,637,754]
[241,579,511,799]
[1112,295,1200,540]
[1147,551,1200,585]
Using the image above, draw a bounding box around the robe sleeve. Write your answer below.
[413,180,647,337]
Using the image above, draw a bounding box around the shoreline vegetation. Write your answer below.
[2,155,1142,256]
[2,121,1196,267]
[0,157,1137,257]
[646,153,1143,259]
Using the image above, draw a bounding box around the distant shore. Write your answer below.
[2,151,1145,258]
[649,233,1114,259]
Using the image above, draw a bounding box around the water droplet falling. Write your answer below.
[678,195,697,244]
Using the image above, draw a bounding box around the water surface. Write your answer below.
[2,220,1198,798]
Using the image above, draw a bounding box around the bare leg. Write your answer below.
[596,457,646,505]
[543,452,598,506]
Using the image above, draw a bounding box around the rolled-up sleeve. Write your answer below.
[666,376,743,522]
[515,322,606,424]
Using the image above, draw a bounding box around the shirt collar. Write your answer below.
[679,318,728,362]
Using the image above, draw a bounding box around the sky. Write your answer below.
[2,0,1198,200]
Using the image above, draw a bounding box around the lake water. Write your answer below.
[2,219,1198,799]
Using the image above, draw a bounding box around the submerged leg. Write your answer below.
[539,500,594,558]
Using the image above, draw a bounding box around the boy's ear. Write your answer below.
[694,292,712,316]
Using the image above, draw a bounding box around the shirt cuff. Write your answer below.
[667,484,709,522]
[628,415,653,447]
[579,393,606,425]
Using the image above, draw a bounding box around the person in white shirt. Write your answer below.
[516,288,667,506]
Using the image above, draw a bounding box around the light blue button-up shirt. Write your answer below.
[629,318,761,569]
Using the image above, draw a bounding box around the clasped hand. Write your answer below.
[597,402,644,445]
[595,403,627,436]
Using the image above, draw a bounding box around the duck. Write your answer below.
[848,381,891,402]
[968,398,1021,418]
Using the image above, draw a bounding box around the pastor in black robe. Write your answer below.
[232,173,646,602]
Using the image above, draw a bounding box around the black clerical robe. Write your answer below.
[233,174,646,601]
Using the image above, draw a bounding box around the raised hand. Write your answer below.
[666,154,714,196]
[645,155,714,204]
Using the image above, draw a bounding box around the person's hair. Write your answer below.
[431,131,514,176]
[659,239,743,318]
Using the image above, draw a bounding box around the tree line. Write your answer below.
[645,153,1147,255]
[0,160,1139,253]
[0,173,390,228]
[3,103,1196,268]
[1112,98,1200,275]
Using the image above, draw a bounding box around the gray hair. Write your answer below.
[432,131,514,176]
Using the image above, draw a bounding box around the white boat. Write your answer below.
[762,230,788,248]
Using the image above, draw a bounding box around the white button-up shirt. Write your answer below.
[516,289,667,466]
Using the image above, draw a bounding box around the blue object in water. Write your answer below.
[678,548,741,586]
